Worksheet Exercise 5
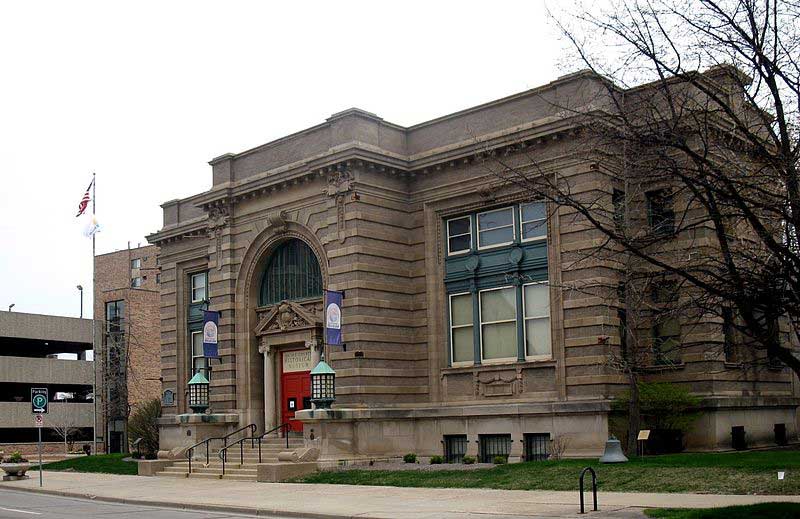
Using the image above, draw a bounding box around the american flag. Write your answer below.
[76,178,94,217]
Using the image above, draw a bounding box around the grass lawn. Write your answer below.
[294,449,800,494]
[33,453,138,475]
[645,503,800,518]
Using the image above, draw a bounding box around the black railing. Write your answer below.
[579,466,598,514]
[186,423,256,474]
[218,423,291,475]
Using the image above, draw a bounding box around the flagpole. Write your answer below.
[91,172,98,457]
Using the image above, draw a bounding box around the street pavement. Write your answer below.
[2,471,800,518]
[0,489,294,519]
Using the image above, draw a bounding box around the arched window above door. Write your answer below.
[259,239,322,306]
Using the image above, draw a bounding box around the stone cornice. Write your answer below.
[151,117,586,241]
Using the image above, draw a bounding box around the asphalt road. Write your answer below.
[0,490,294,519]
[0,488,647,519]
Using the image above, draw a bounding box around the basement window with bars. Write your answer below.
[478,434,511,463]
[443,435,468,463]
[523,433,550,462]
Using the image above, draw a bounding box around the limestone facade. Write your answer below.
[148,71,799,460]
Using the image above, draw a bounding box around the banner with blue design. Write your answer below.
[203,310,220,358]
[325,290,343,345]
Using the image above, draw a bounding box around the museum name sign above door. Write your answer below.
[283,350,313,373]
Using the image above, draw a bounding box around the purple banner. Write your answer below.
[324,290,343,345]
[202,310,220,358]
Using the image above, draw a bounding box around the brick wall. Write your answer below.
[94,245,161,450]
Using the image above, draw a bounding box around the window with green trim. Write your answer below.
[520,202,547,241]
[449,293,474,365]
[523,283,551,359]
[191,272,207,303]
[191,330,209,379]
[480,286,517,362]
[259,239,322,306]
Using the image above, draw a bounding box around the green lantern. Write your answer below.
[310,360,336,409]
[188,371,210,413]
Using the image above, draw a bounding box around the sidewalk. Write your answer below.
[2,471,800,519]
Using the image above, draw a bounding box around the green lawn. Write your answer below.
[645,503,800,518]
[294,449,800,494]
[33,453,138,475]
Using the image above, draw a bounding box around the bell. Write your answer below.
[599,435,629,463]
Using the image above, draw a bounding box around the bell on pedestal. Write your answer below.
[599,435,629,463]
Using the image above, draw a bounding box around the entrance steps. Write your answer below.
[155,437,305,481]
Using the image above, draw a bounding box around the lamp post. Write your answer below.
[7,303,14,312]
[187,372,210,413]
[310,358,336,409]
[77,285,83,318]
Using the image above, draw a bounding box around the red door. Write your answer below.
[281,352,311,432]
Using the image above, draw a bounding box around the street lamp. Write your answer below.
[7,303,14,312]
[310,358,336,409]
[77,285,83,318]
[187,372,210,413]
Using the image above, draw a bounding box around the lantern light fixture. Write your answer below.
[188,371,210,413]
[310,359,336,409]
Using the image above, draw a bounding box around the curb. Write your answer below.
[2,484,375,519]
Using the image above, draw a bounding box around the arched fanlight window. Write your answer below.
[259,239,323,306]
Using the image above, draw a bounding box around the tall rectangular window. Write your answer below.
[520,202,546,241]
[105,300,125,335]
[130,277,142,288]
[191,330,209,378]
[612,189,625,232]
[449,293,474,365]
[523,283,551,359]
[653,317,681,364]
[477,207,515,249]
[647,189,674,236]
[446,216,472,255]
[130,258,141,269]
[191,272,207,303]
[722,307,737,363]
[480,287,517,361]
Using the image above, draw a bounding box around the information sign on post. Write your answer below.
[31,388,47,487]
[31,388,48,414]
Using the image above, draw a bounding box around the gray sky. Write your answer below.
[0,1,565,319]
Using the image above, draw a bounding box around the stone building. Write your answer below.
[148,70,799,462]
[94,244,161,453]
[0,311,93,457]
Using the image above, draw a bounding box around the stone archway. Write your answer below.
[234,221,329,432]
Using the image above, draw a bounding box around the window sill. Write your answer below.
[443,359,556,374]
[644,362,685,372]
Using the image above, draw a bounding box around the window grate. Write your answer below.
[444,435,468,463]
[479,434,511,463]
[523,433,550,462]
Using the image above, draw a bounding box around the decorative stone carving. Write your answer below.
[255,300,322,336]
[326,169,353,243]
[206,204,230,271]
[267,210,290,232]
[476,370,521,397]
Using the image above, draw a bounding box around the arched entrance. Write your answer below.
[254,239,324,432]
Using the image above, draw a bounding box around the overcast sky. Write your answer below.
[0,1,568,319]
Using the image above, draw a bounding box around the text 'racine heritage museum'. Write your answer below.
[148,70,799,465]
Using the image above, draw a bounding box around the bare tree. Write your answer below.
[485,0,800,383]
[50,400,81,454]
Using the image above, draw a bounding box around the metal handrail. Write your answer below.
[217,423,291,475]
[186,423,256,474]
[579,466,598,514]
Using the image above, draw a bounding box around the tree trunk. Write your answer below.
[626,372,640,456]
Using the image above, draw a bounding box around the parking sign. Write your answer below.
[31,388,48,414]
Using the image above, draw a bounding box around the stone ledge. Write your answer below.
[297,399,610,422]
[256,462,318,482]
[137,459,173,477]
